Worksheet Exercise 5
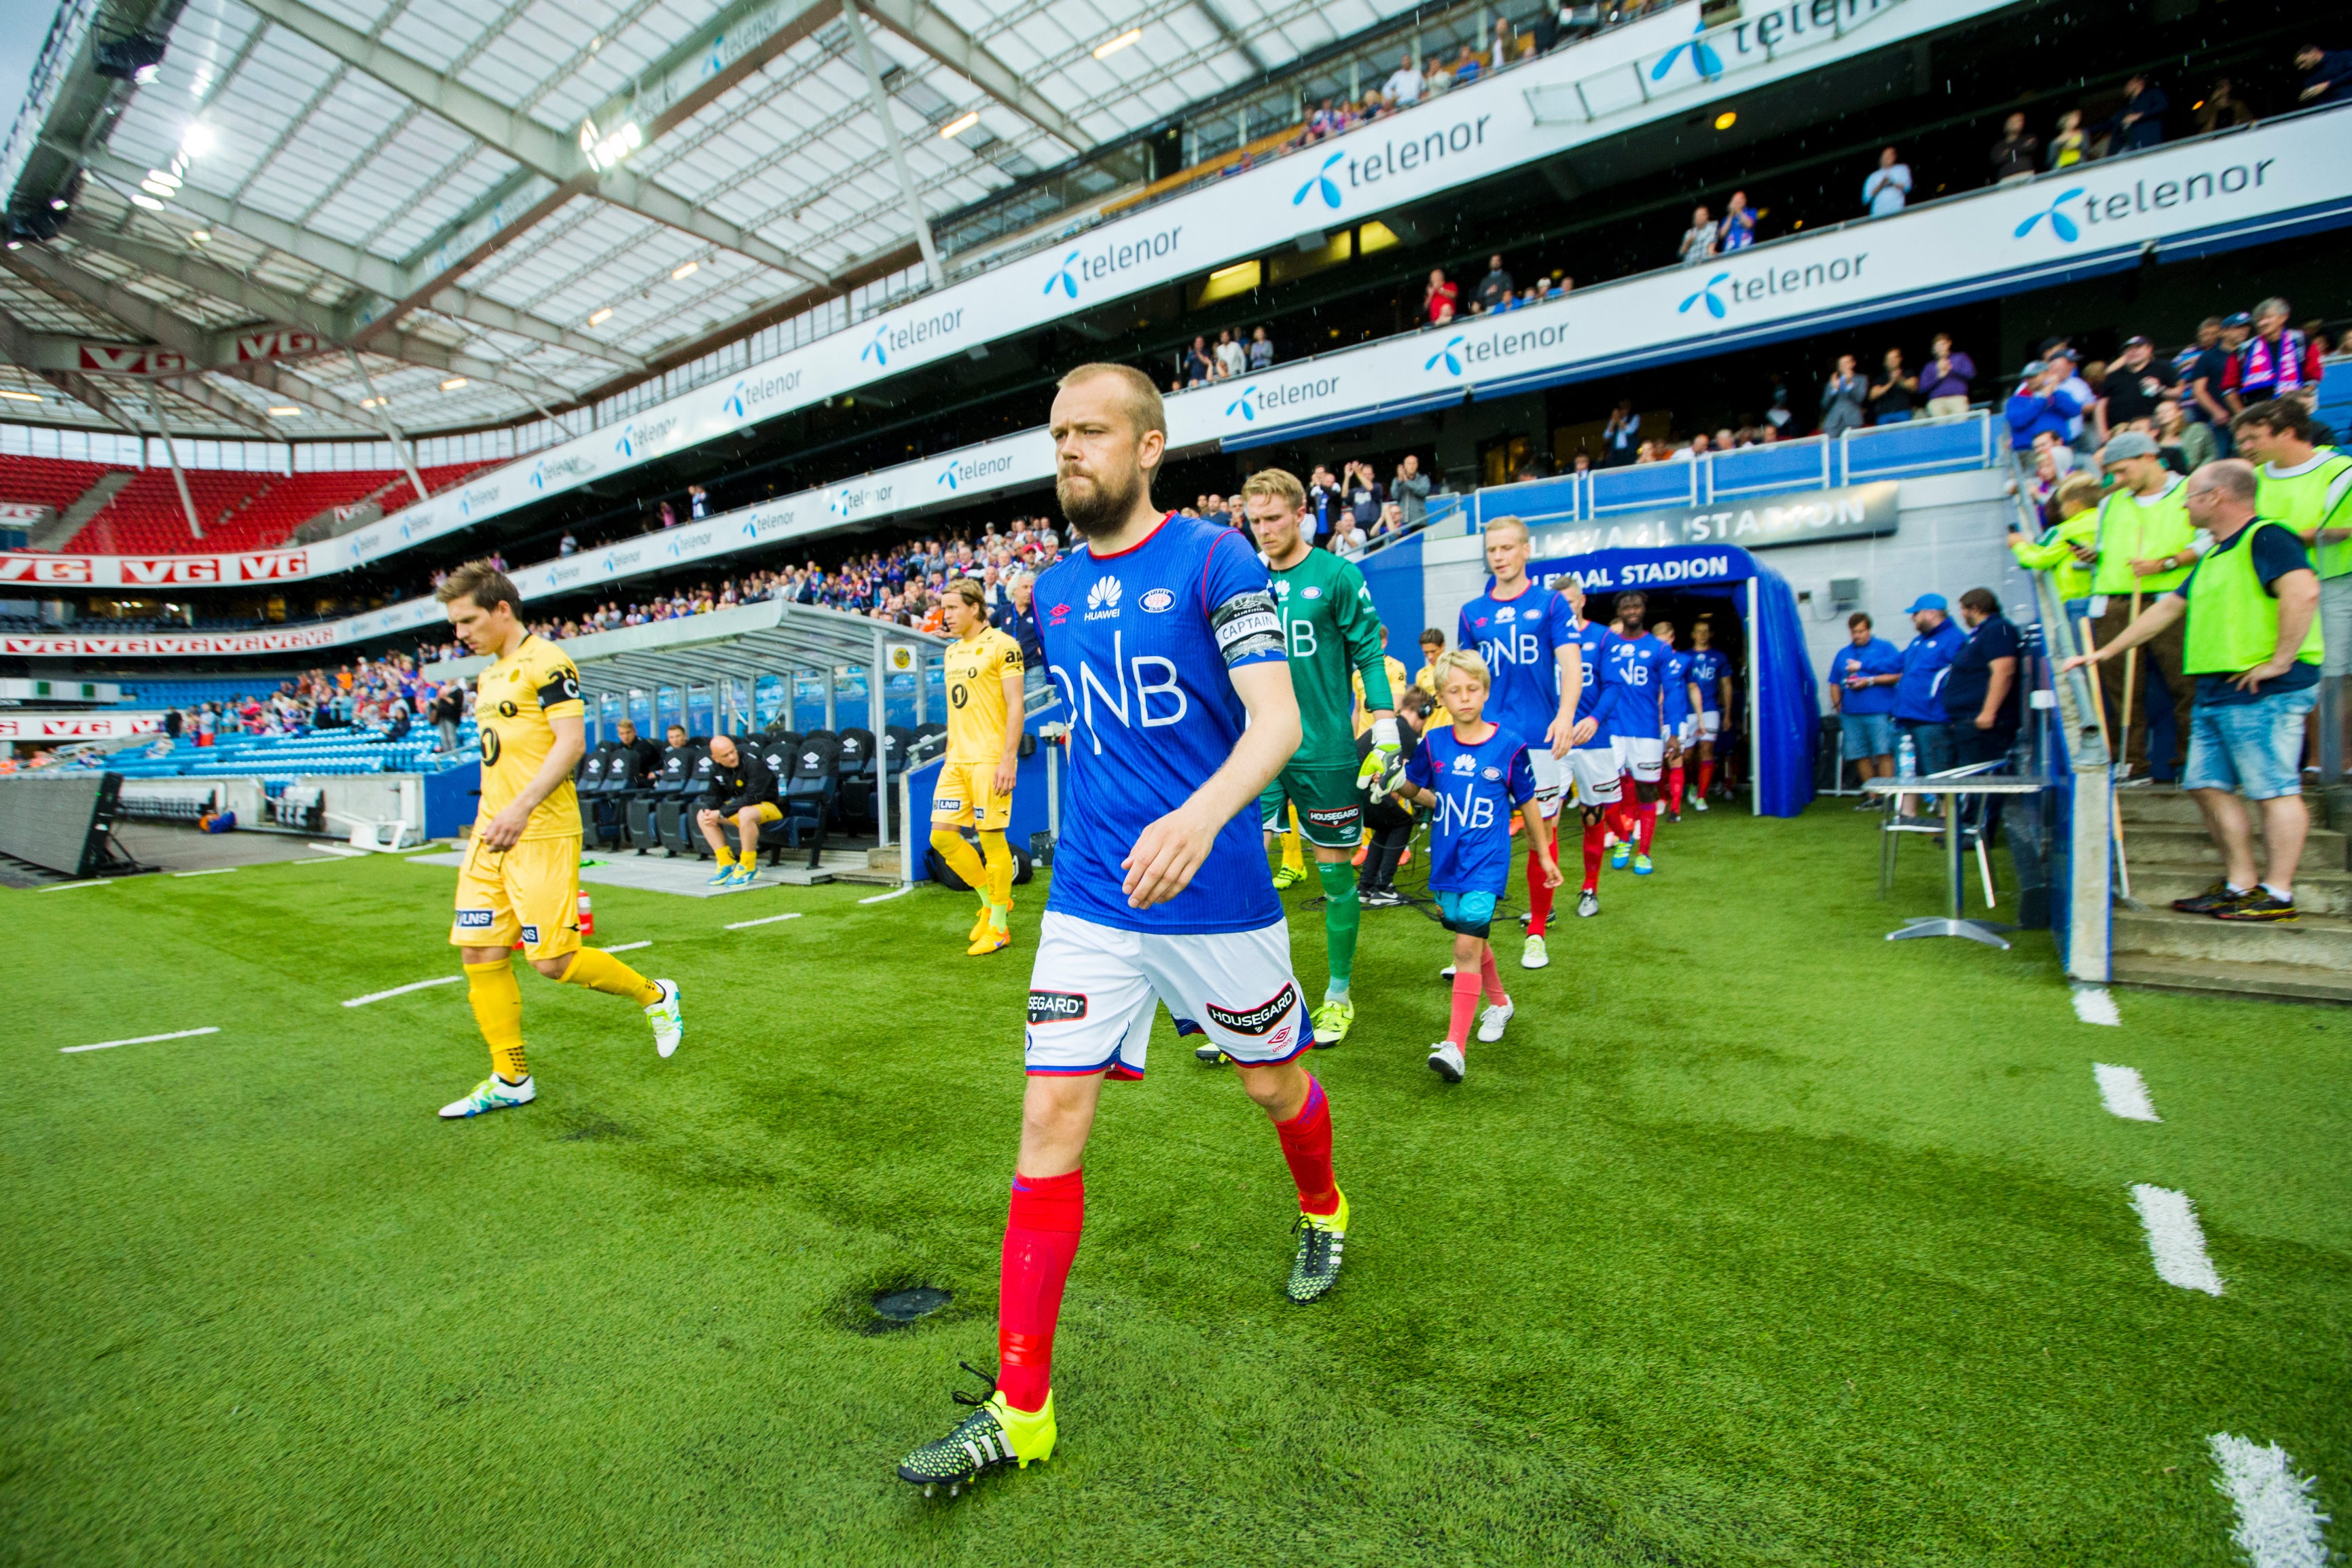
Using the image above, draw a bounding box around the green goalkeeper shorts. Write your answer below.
[1258,762,1363,849]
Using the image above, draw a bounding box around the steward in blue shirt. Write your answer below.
[1894,594,1966,781]
[1826,610,1904,776]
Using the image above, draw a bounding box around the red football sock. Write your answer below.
[1525,844,1555,936]
[996,1169,1083,1413]
[1272,1074,1340,1216]
[1479,945,1508,1005]
[1581,819,1606,891]
[1666,763,1685,809]
[1698,758,1716,795]
[1447,967,1482,1049]
[1608,799,1637,843]
[1637,800,1657,854]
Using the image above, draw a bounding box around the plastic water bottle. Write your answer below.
[1896,733,1918,781]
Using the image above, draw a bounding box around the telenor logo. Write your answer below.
[1293,151,1345,210]
[724,381,748,418]
[1045,251,1081,299]
[1426,335,1466,376]
[1225,384,1260,421]
[1651,15,1724,82]
[861,323,890,366]
[2014,187,2086,242]
[1680,272,1731,319]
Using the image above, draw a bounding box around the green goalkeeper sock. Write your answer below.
[1317,862,1359,999]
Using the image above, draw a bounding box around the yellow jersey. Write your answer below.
[1353,655,1409,735]
[475,633,585,841]
[944,625,1022,763]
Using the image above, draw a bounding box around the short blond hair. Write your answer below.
[1431,648,1492,691]
[941,576,985,610]
[1057,362,1165,441]
[1240,467,1306,511]
[435,558,520,613]
[1483,514,1530,545]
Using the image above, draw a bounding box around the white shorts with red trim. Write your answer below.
[1613,734,1665,782]
[1023,910,1311,1078]
[1568,744,1622,807]
[1527,746,1565,820]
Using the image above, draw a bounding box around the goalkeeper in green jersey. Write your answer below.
[1227,466,1398,1053]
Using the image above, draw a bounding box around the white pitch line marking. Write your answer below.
[342,976,465,1008]
[725,911,804,930]
[62,1026,219,1055]
[2094,1063,2161,1123]
[291,856,352,864]
[173,867,238,878]
[308,843,367,857]
[2129,1184,2224,1296]
[598,941,652,953]
[2207,1434,2332,1568]
[37,879,109,892]
[858,886,912,904]
[2070,985,2120,1025]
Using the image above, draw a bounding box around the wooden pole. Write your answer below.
[2079,611,2133,900]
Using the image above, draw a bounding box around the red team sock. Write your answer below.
[1667,763,1685,810]
[1479,946,1509,1006]
[1525,845,1555,936]
[1608,798,1637,845]
[1637,801,1658,854]
[996,1168,1084,1412]
[1581,819,1606,891]
[1448,968,1483,1049]
[1698,758,1716,796]
[1272,1075,1341,1216]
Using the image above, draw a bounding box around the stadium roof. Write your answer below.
[0,0,1429,445]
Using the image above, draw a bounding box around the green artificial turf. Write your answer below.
[3,805,2345,1566]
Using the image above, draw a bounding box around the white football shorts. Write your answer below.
[1526,746,1566,820]
[1568,744,1622,807]
[1698,710,1722,736]
[1613,734,1665,782]
[1675,715,1698,746]
[1024,911,1314,1078]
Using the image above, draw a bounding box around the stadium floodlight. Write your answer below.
[1714,111,1737,130]
[180,123,216,158]
[49,197,67,211]
[140,179,175,198]
[579,116,645,171]
[588,306,614,325]
[189,229,210,243]
[130,194,165,211]
[939,111,979,139]
[0,388,43,402]
[440,378,468,391]
[670,260,699,280]
[1093,28,1142,59]
[359,396,385,409]
[267,406,302,417]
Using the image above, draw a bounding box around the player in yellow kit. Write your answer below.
[930,577,1026,955]
[436,560,684,1120]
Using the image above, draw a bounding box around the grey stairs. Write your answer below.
[33,471,134,550]
[2113,785,2352,1003]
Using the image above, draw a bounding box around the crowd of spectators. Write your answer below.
[150,652,465,748]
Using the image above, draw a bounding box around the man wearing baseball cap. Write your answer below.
[1892,593,1966,817]
[2095,335,2169,442]
[2085,429,2205,776]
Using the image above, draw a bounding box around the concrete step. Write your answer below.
[2121,822,2349,873]
[2125,864,2352,915]
[2114,905,2352,969]
[2114,786,2207,827]
[2113,951,2352,1005]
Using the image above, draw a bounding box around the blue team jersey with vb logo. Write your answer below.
[1659,649,1694,727]
[1569,615,1610,725]
[1403,722,1536,896]
[1033,514,1288,935]
[1599,631,1671,739]
[1687,646,1730,713]
[1457,584,1576,746]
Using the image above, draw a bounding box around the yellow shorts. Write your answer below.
[704,800,783,824]
[452,833,582,962]
[933,757,1011,830]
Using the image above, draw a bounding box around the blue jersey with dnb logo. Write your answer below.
[1034,514,1287,935]
[1687,646,1731,713]
[1659,649,1694,727]
[1404,722,1536,896]
[1458,583,1576,746]
[1568,616,1609,725]
[1599,631,1671,739]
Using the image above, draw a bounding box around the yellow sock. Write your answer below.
[1280,806,1305,875]
[715,844,736,867]
[930,826,988,894]
[560,947,662,1007]
[465,959,528,1082]
[979,830,1014,932]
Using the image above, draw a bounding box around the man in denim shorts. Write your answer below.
[2065,459,2322,922]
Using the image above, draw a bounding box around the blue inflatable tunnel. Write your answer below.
[1518,542,1820,818]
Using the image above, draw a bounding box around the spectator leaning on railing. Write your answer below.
[2065,459,2323,922]
[1921,335,1974,418]
[2083,431,2203,776]
[1678,206,1717,266]
[1862,147,1911,216]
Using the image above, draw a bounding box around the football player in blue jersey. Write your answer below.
[1557,574,1616,919]
[1686,619,1735,809]
[1599,591,1673,874]
[1454,516,1584,968]
[897,364,1351,1497]
[1650,619,1696,825]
